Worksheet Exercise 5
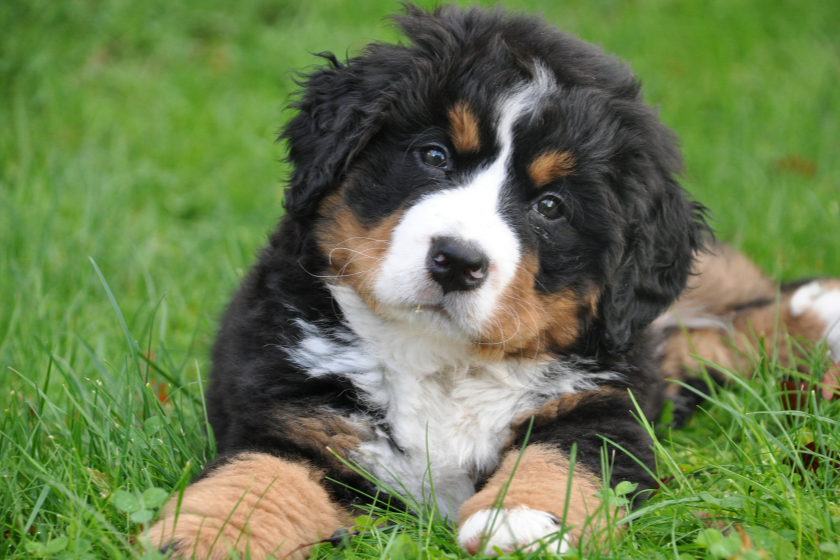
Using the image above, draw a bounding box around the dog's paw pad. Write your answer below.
[790,280,840,358]
[457,507,570,556]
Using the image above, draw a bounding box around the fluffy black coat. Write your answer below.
[205,4,708,510]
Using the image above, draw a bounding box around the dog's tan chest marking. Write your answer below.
[272,409,368,473]
[512,387,626,429]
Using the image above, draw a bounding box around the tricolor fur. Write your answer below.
[148,5,840,559]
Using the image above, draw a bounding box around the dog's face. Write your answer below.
[282,5,707,359]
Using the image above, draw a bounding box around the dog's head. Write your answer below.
[280,4,708,359]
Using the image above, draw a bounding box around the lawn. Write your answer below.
[1,0,839,558]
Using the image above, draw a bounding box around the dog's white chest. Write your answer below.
[285,286,617,518]
[353,362,533,518]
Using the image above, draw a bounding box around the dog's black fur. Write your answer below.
[204,4,708,507]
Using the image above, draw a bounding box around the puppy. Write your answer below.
[148,4,840,558]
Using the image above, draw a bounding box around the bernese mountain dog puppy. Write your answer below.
[148,4,840,558]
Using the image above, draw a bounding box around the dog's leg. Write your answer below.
[457,390,654,555]
[146,452,347,560]
[457,445,603,555]
[785,279,840,398]
[660,245,840,407]
[663,280,840,375]
[787,279,840,362]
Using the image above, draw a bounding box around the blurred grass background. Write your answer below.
[1,0,839,558]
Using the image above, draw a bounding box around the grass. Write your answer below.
[1,0,839,558]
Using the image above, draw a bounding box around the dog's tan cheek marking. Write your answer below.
[147,453,348,560]
[539,290,583,349]
[474,253,544,360]
[448,101,481,154]
[476,253,582,360]
[528,150,575,188]
[457,445,603,548]
[316,194,403,311]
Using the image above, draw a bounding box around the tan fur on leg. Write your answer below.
[677,244,776,316]
[146,453,348,560]
[663,290,832,380]
[732,292,827,364]
[457,445,603,550]
[661,245,839,380]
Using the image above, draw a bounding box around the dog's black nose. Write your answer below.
[427,236,489,294]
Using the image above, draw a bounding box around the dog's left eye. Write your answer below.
[534,194,565,219]
[420,147,448,169]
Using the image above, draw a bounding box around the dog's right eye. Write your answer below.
[420,147,448,169]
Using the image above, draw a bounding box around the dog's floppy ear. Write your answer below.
[280,53,390,218]
[598,115,710,354]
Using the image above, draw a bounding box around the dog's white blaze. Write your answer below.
[284,285,620,519]
[373,66,557,337]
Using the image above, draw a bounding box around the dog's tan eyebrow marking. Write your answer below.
[447,101,481,154]
[528,150,575,188]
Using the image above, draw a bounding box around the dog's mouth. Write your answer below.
[371,292,481,337]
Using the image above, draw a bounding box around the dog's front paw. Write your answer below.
[145,453,347,559]
[457,507,570,556]
[790,280,840,359]
[146,514,240,560]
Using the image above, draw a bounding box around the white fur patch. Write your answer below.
[282,286,620,519]
[790,281,840,359]
[458,507,571,555]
